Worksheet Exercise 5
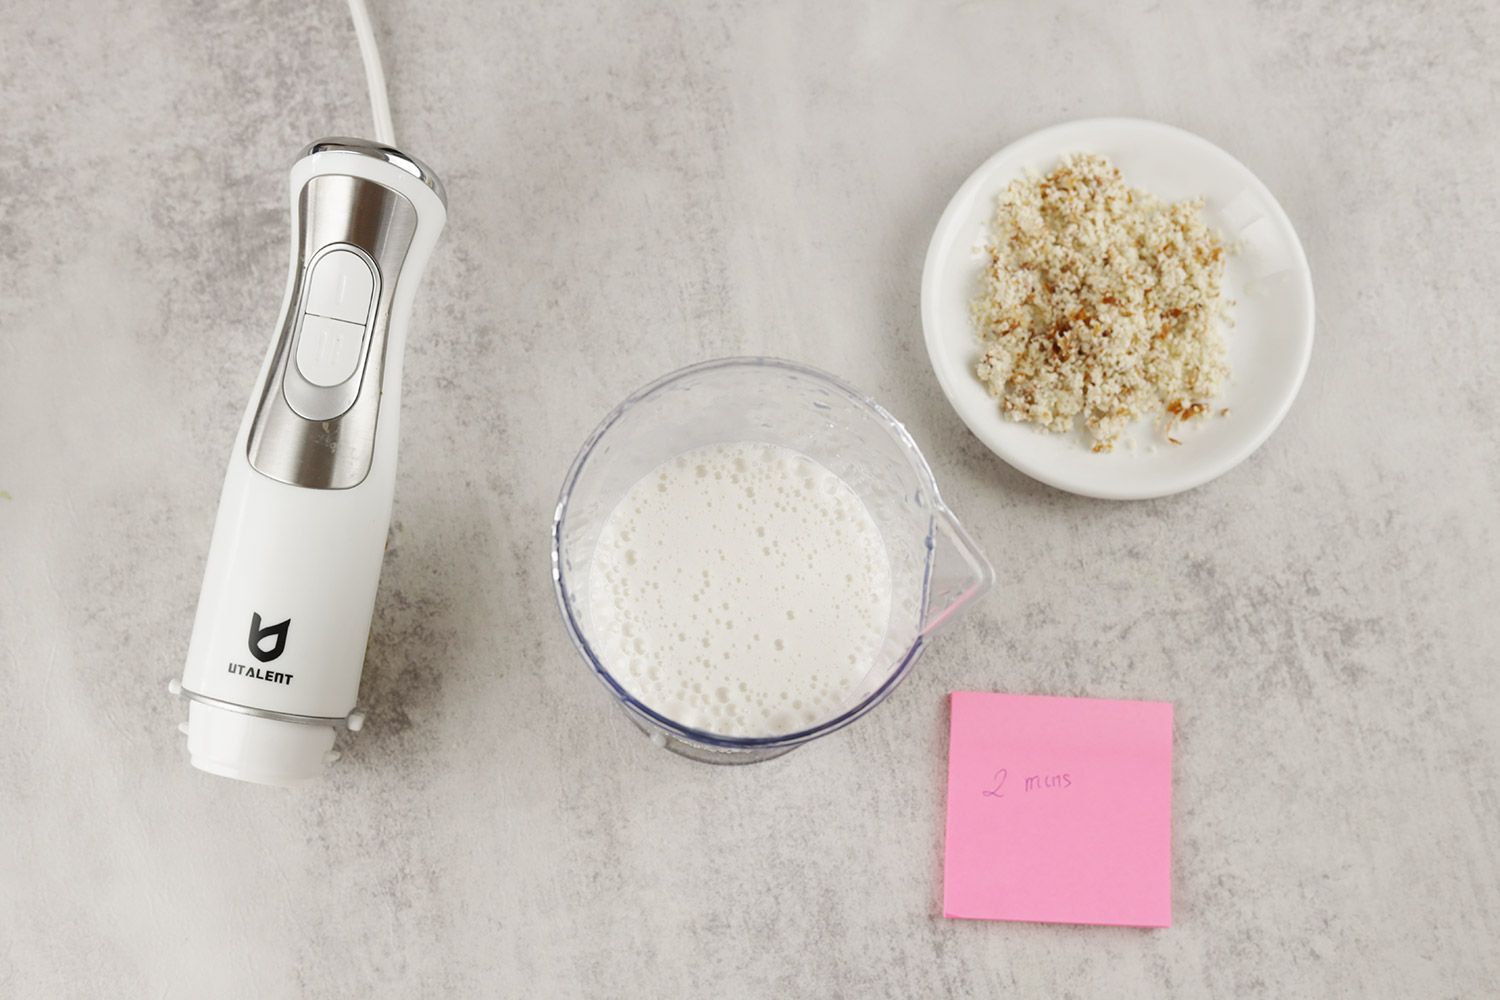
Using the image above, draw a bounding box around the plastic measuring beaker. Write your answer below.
[551,358,993,763]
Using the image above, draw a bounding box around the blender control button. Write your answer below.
[295,314,366,387]
[304,249,374,324]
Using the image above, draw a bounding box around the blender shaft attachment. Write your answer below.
[174,138,446,786]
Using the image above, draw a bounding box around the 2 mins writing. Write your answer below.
[981,769,1072,798]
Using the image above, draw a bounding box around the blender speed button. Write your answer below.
[295,314,366,387]
[305,249,375,324]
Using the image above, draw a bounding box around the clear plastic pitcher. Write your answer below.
[551,358,993,763]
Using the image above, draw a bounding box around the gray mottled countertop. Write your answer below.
[2,1,1497,996]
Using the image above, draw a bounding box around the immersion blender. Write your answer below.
[171,139,446,785]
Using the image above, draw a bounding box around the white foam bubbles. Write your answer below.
[586,442,893,737]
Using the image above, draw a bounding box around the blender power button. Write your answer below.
[304,249,375,324]
[296,314,366,387]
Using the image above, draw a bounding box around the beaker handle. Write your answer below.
[921,506,995,637]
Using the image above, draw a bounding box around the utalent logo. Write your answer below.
[248,612,290,663]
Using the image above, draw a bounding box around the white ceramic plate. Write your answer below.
[921,118,1314,500]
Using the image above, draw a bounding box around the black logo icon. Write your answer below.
[248,613,290,662]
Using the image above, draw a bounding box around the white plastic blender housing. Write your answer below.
[173,139,446,786]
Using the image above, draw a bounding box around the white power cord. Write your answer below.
[345,0,396,146]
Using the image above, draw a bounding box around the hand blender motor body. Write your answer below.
[175,139,446,786]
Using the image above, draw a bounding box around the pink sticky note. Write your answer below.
[943,691,1173,927]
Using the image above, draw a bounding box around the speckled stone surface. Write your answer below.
[2,1,1497,996]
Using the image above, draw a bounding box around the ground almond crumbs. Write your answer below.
[972,153,1231,452]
